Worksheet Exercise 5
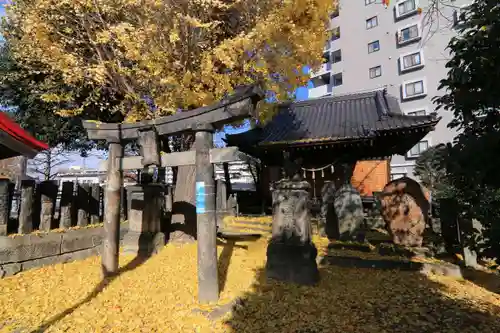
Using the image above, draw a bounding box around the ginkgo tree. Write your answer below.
[2,0,337,243]
[2,0,335,122]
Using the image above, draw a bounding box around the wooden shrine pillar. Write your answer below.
[222,162,232,198]
[193,123,219,303]
[103,140,124,276]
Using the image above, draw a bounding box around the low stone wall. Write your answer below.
[0,223,129,278]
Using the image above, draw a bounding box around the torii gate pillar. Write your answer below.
[193,123,218,302]
[103,140,123,276]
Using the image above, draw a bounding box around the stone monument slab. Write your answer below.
[266,179,319,285]
[332,184,364,241]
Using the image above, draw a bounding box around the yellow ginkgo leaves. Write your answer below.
[1,234,499,333]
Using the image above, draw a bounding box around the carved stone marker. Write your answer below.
[320,181,336,238]
[332,184,365,241]
[380,177,429,247]
[266,179,319,285]
[123,184,166,256]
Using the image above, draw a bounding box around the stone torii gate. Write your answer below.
[82,86,263,303]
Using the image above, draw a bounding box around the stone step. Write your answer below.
[223,224,272,233]
[230,220,273,227]
[217,230,263,240]
[219,226,271,235]
[320,255,463,279]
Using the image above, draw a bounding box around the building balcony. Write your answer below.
[309,84,332,99]
[327,14,340,31]
[324,38,340,52]
[310,62,332,78]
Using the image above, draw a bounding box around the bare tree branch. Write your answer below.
[27,145,72,181]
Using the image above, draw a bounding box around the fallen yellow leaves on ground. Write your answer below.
[0,235,499,333]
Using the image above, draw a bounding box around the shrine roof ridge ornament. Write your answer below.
[82,85,264,141]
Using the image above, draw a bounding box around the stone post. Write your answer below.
[122,185,130,222]
[89,184,101,224]
[102,141,123,276]
[193,123,219,303]
[59,182,74,229]
[266,178,319,285]
[459,217,482,268]
[77,183,90,227]
[438,198,461,254]
[123,184,166,255]
[0,179,11,236]
[157,167,167,184]
[18,179,36,234]
[216,179,228,227]
[222,162,232,197]
[165,186,173,213]
[39,180,58,231]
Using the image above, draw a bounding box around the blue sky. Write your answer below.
[0,5,311,170]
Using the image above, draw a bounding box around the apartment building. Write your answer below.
[309,0,471,179]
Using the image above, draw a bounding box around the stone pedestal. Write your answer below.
[123,184,166,256]
[266,179,319,285]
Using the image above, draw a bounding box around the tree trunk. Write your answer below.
[44,151,52,181]
[168,134,197,242]
[170,161,197,242]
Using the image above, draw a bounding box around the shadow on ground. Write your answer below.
[225,259,500,333]
[217,234,262,295]
[30,252,154,333]
[461,267,500,294]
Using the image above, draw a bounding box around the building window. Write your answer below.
[400,50,424,72]
[402,79,426,99]
[396,0,418,18]
[391,173,407,180]
[397,23,421,44]
[369,66,382,79]
[408,109,426,116]
[333,73,343,86]
[408,140,429,157]
[322,52,330,64]
[366,16,378,29]
[332,27,341,41]
[368,40,380,53]
[365,0,377,4]
[331,49,342,63]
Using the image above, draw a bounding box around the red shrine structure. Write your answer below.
[0,112,48,160]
